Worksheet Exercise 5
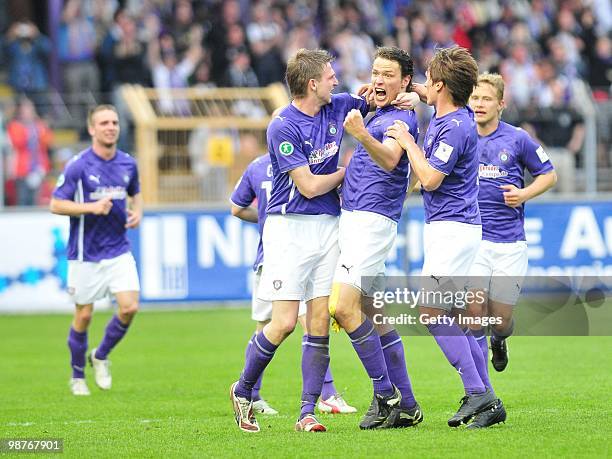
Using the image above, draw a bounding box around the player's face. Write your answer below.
[469,83,503,126]
[370,57,410,108]
[313,63,338,105]
[88,109,120,147]
[424,71,438,106]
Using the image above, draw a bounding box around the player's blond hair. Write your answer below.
[428,46,478,107]
[477,73,505,102]
[87,104,118,127]
[285,49,334,98]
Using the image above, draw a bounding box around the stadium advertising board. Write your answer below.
[0,201,610,311]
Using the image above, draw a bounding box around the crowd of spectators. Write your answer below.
[1,0,611,204]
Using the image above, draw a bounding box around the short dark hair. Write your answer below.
[88,104,118,126]
[428,46,479,107]
[374,46,414,91]
[285,49,334,98]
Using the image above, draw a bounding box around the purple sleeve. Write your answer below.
[520,130,554,176]
[127,161,140,196]
[427,125,460,175]
[334,92,369,117]
[270,124,308,173]
[230,164,256,207]
[52,158,81,201]
[382,110,419,145]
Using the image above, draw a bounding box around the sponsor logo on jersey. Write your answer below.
[479,164,508,179]
[90,186,127,200]
[308,141,339,165]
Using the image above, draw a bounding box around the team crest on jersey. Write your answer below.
[123,174,130,183]
[499,149,510,162]
[279,141,294,156]
[273,280,282,290]
[328,123,337,135]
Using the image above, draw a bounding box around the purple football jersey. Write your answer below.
[422,106,480,225]
[342,106,419,222]
[266,93,369,216]
[53,148,140,262]
[230,154,273,271]
[477,121,554,242]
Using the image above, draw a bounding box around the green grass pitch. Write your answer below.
[1,308,610,458]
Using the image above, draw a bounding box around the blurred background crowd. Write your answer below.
[0,0,610,206]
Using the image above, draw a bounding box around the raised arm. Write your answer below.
[343,109,404,172]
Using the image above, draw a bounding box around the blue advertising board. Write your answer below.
[130,201,612,303]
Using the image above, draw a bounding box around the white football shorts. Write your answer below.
[420,221,482,310]
[258,214,339,302]
[68,252,140,305]
[252,267,306,321]
[334,210,397,297]
[469,239,528,305]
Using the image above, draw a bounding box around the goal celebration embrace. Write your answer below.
[228,44,557,433]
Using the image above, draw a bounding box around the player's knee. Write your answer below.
[274,317,297,338]
[120,302,139,318]
[75,310,93,327]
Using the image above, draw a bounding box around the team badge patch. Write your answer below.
[279,141,294,156]
[328,123,337,135]
[273,280,283,290]
[536,145,550,163]
[499,150,509,162]
[124,174,130,183]
[433,141,454,163]
[56,174,65,188]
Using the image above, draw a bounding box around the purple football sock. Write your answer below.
[321,365,336,401]
[245,333,264,401]
[380,330,417,409]
[235,332,277,400]
[95,315,129,360]
[348,318,394,396]
[472,328,489,370]
[300,335,330,419]
[303,335,336,401]
[68,327,87,379]
[427,321,486,395]
[465,329,494,394]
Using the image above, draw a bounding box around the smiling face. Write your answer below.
[469,82,504,126]
[312,62,338,105]
[88,109,120,148]
[370,57,410,108]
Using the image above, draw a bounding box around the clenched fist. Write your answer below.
[343,109,367,141]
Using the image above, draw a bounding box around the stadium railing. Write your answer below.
[121,83,289,205]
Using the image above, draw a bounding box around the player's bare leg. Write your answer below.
[68,303,93,395]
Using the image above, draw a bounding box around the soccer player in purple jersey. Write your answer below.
[387,47,499,428]
[50,105,142,396]
[329,47,422,429]
[465,73,556,426]
[230,152,356,416]
[229,49,369,433]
